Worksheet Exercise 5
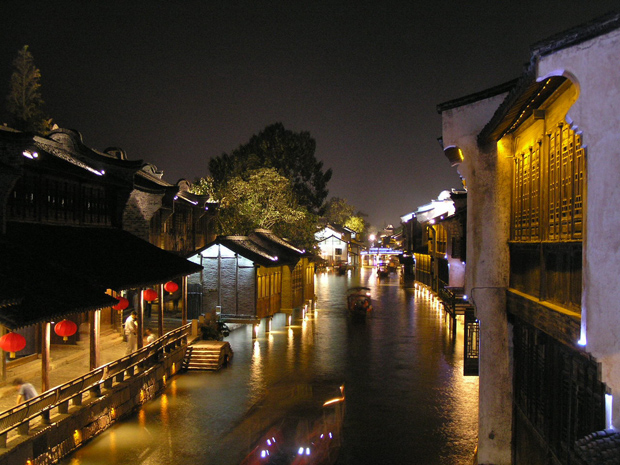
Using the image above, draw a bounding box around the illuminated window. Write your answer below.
[512,123,584,242]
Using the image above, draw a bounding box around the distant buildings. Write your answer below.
[315,223,365,269]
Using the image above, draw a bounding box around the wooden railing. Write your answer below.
[0,323,191,448]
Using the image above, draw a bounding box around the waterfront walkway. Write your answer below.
[0,320,181,413]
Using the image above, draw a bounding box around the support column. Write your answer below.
[474,288,512,465]
[182,275,188,325]
[137,291,144,350]
[89,309,100,370]
[41,322,50,392]
[0,326,5,382]
[158,284,165,337]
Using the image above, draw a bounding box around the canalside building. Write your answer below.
[437,12,620,465]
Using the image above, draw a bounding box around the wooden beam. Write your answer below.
[137,291,144,350]
[41,322,50,392]
[158,284,164,337]
[182,276,188,325]
[89,309,100,370]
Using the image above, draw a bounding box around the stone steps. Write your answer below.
[183,342,233,371]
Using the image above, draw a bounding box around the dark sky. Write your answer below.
[1,1,618,231]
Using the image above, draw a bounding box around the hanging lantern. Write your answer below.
[54,319,78,342]
[164,281,179,293]
[0,332,26,358]
[143,289,158,302]
[113,296,129,311]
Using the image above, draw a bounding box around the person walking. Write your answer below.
[124,311,138,354]
[13,378,37,405]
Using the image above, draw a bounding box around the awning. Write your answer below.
[0,238,118,329]
[5,223,203,292]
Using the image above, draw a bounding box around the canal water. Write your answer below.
[60,268,478,465]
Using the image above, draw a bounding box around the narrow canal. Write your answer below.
[60,268,478,465]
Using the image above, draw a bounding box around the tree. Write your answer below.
[213,168,316,248]
[324,197,355,226]
[324,197,368,236]
[190,176,217,201]
[208,123,332,215]
[6,45,52,134]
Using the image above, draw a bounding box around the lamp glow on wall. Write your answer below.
[54,319,78,341]
[0,332,26,358]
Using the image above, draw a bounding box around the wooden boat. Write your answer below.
[346,287,372,318]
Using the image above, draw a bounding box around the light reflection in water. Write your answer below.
[59,268,477,465]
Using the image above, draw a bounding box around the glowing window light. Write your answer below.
[73,429,82,445]
[298,447,304,455]
[606,393,613,429]
[306,447,311,455]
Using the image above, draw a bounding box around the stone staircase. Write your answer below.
[183,341,233,371]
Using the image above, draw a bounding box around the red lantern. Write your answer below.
[164,281,179,293]
[113,296,129,311]
[143,289,158,302]
[54,319,78,342]
[0,332,26,358]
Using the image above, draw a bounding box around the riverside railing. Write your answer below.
[0,323,191,448]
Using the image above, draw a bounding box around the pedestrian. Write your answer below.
[144,328,156,344]
[124,310,138,354]
[13,378,37,405]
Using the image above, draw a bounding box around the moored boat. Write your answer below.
[346,287,372,318]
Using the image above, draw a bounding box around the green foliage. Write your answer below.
[190,176,217,201]
[344,215,367,235]
[6,46,52,134]
[208,123,332,215]
[324,197,368,236]
[324,197,355,225]
[214,168,316,249]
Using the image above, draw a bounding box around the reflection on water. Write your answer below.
[60,268,478,465]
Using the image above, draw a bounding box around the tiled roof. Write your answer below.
[478,12,620,145]
[575,429,620,465]
[194,231,303,268]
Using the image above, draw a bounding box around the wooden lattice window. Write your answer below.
[512,123,585,242]
[546,124,584,241]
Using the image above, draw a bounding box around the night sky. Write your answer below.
[1,1,618,231]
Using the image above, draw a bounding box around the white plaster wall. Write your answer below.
[447,258,465,288]
[537,28,620,427]
[441,94,513,465]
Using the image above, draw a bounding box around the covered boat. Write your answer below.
[346,287,372,318]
